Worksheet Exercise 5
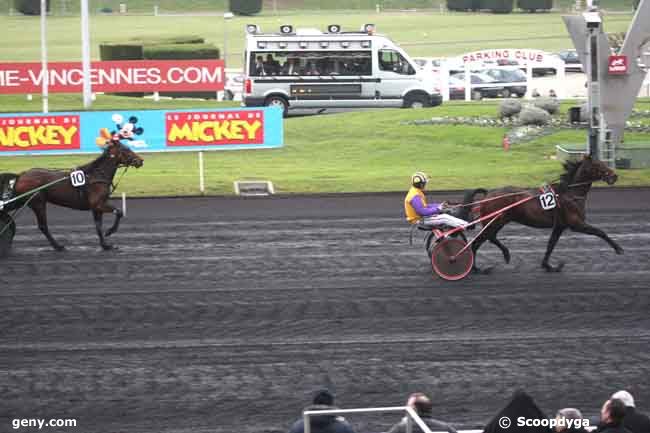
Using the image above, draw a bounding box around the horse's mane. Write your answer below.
[560,159,582,186]
[77,149,110,173]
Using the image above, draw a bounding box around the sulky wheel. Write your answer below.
[431,238,474,281]
[0,211,16,258]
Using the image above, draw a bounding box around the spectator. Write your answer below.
[387,392,457,433]
[595,399,633,433]
[254,56,266,76]
[554,408,589,433]
[288,389,356,433]
[264,54,281,75]
[282,58,300,75]
[611,391,650,433]
[304,61,320,75]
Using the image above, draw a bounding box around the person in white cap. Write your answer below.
[611,391,650,433]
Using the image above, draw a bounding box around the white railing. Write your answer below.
[303,406,471,433]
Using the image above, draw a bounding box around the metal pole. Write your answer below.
[198,151,205,193]
[121,192,127,217]
[223,15,228,68]
[80,0,92,108]
[40,0,48,113]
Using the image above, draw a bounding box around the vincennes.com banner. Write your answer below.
[0,60,225,94]
[0,107,283,156]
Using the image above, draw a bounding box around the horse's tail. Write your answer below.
[455,188,488,222]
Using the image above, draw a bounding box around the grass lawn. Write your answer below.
[0,11,635,67]
[1,96,649,196]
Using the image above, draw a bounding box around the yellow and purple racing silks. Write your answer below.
[404,186,443,223]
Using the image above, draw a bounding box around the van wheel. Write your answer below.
[404,93,430,109]
[501,89,511,98]
[264,96,289,117]
[471,90,483,101]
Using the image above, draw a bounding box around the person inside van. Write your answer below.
[254,56,266,76]
[281,58,300,76]
[304,61,320,75]
[264,54,281,75]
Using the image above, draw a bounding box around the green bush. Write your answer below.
[15,0,49,15]
[481,0,514,12]
[447,0,481,11]
[517,0,552,11]
[520,105,551,126]
[229,0,262,15]
[131,36,205,45]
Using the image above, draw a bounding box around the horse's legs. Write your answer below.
[542,225,566,272]
[29,195,65,251]
[489,235,511,264]
[92,209,114,251]
[104,206,123,238]
[570,223,624,255]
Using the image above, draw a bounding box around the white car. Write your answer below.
[224,73,244,101]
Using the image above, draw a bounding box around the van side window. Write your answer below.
[250,51,372,76]
[379,49,415,75]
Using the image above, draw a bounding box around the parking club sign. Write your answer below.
[608,55,628,75]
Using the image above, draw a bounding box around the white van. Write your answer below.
[242,24,442,116]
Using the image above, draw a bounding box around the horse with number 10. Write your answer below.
[0,137,143,255]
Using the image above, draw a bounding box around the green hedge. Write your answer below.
[143,43,220,60]
[481,0,513,12]
[14,0,49,15]
[447,0,480,10]
[130,35,205,45]
[517,0,552,11]
[229,0,262,15]
[634,0,639,9]
[99,43,145,96]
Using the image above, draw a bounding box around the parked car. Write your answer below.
[554,49,583,72]
[452,72,505,99]
[483,68,527,97]
[224,73,244,101]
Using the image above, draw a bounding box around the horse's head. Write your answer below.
[577,154,617,185]
[106,139,144,168]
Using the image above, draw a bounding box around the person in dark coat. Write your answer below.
[483,390,552,433]
[594,399,633,433]
[387,392,457,433]
[611,391,650,433]
[288,389,356,433]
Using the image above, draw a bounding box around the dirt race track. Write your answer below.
[1,189,650,433]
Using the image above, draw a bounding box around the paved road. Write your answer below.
[1,189,649,433]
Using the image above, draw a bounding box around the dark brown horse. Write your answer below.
[462,155,623,272]
[7,138,143,251]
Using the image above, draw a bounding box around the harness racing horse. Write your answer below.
[7,138,143,251]
[463,155,623,273]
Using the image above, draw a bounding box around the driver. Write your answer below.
[404,171,468,228]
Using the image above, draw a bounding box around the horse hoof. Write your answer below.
[101,244,116,251]
[504,253,511,264]
[105,230,114,238]
[53,245,65,252]
[543,262,564,272]
[616,247,624,255]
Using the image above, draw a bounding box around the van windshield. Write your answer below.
[249,51,372,76]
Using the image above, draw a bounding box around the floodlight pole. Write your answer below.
[40,0,48,113]
[80,0,92,108]
[223,12,234,67]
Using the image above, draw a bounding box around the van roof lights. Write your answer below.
[299,41,308,48]
[320,41,329,48]
[341,41,350,48]
[280,25,293,34]
[362,23,375,35]
[361,40,371,48]
[327,24,341,33]
[257,41,267,49]
[246,24,260,34]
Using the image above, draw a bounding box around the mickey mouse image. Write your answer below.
[96,114,146,148]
